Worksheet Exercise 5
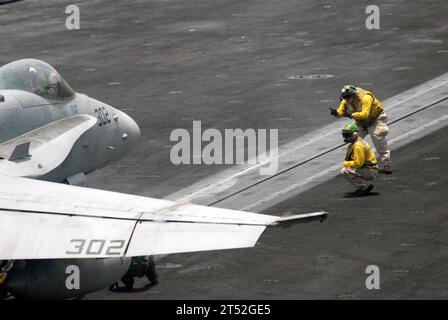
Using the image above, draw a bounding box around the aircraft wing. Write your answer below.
[0,175,327,259]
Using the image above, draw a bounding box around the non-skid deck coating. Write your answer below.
[87,125,448,299]
[2,0,448,299]
[166,73,448,211]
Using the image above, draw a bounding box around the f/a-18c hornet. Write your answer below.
[0,59,327,299]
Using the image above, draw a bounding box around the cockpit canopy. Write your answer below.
[0,59,75,99]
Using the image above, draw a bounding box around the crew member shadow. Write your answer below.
[343,191,381,198]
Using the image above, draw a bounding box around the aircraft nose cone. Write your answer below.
[119,110,141,147]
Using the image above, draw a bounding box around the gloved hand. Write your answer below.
[330,108,338,117]
[342,111,352,118]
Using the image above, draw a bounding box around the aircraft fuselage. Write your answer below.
[0,89,140,184]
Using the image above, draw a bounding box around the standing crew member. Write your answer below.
[340,123,378,196]
[330,85,392,174]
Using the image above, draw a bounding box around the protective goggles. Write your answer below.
[340,93,354,100]
[342,132,355,138]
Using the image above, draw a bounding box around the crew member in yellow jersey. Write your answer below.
[330,85,392,174]
[340,123,378,196]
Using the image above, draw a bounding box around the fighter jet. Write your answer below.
[0,59,327,299]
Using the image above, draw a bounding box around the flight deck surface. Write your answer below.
[2,0,448,300]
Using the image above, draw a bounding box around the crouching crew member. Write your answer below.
[341,123,378,196]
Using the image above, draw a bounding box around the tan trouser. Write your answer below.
[358,113,391,168]
[342,166,377,189]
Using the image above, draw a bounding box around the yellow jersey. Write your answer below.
[337,87,384,128]
[343,137,378,169]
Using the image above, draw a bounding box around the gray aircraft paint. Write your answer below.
[0,59,140,299]
[6,258,131,299]
[0,91,140,184]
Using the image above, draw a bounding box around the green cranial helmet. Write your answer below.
[342,122,358,134]
[342,122,358,142]
[340,84,357,100]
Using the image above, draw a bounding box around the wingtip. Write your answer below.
[269,211,328,228]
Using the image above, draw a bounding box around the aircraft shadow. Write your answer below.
[109,283,156,293]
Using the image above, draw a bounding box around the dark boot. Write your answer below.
[108,282,119,291]
[121,274,134,290]
[378,165,392,174]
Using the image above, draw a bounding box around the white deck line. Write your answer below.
[165,73,448,210]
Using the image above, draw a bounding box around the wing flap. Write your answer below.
[127,222,265,256]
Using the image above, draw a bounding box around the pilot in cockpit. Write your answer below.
[26,66,39,92]
[27,67,59,98]
[37,70,59,97]
[0,59,74,99]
